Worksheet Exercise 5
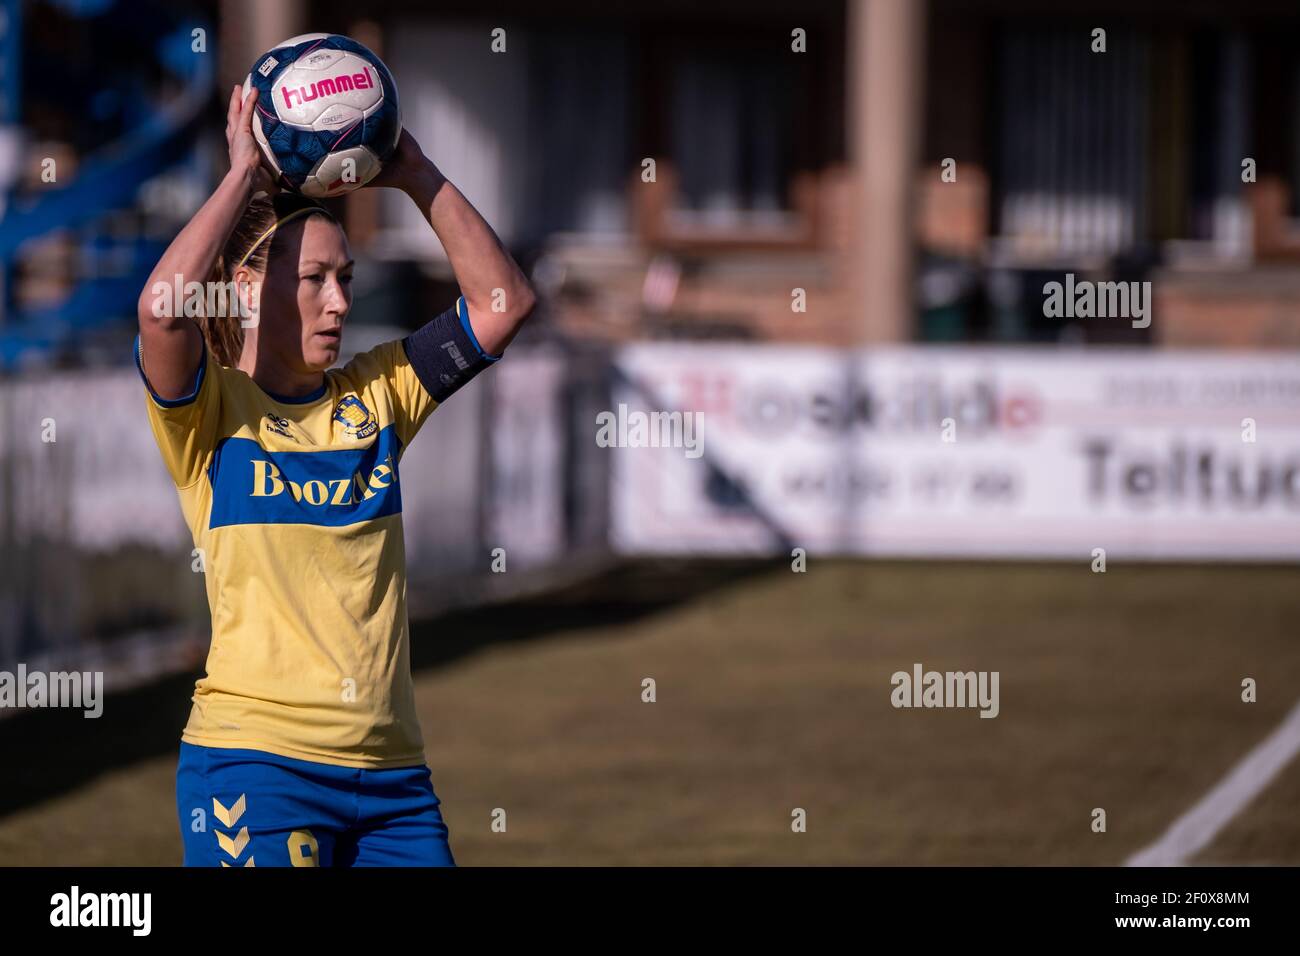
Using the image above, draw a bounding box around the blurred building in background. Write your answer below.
[1,0,1299,685]
[4,0,1300,363]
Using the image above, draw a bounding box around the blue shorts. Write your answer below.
[175,742,455,867]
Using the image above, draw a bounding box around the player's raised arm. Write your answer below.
[136,85,274,399]
[370,130,536,356]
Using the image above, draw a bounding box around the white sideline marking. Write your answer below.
[1126,698,1300,866]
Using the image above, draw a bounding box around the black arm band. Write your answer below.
[400,295,502,403]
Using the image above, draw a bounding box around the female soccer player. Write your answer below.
[135,85,535,866]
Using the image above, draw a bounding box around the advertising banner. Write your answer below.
[609,345,1300,560]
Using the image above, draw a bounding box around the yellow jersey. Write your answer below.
[136,330,440,769]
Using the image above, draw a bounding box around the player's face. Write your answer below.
[259,216,354,373]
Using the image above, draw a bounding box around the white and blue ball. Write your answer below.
[242,33,401,198]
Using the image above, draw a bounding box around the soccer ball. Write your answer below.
[242,33,401,198]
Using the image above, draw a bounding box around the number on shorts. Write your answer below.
[287,829,319,867]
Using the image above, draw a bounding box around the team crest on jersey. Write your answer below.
[332,395,378,439]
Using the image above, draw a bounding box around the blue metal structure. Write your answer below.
[0,0,213,369]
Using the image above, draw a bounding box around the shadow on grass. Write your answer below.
[0,557,782,820]
[407,557,779,671]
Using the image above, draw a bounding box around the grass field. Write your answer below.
[2,558,1298,866]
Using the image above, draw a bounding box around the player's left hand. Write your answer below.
[367,129,440,193]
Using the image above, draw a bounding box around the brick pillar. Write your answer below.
[848,0,925,343]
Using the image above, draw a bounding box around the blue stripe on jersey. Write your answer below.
[134,333,208,408]
[208,424,404,529]
[457,296,502,362]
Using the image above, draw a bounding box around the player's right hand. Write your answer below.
[227,84,278,196]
